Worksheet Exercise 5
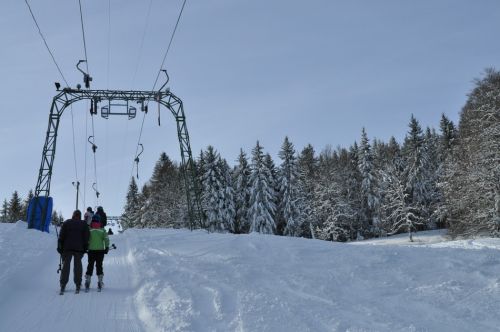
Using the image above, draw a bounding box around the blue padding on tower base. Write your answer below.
[27,197,53,233]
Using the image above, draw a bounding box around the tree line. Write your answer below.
[0,190,65,225]
[124,69,498,240]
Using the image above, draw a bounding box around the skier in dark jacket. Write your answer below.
[57,210,90,294]
[95,206,107,228]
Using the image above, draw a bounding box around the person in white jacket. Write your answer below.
[83,207,94,226]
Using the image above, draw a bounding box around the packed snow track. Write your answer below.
[1,222,500,332]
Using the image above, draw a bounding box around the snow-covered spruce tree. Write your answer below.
[380,158,424,242]
[22,189,34,219]
[313,147,357,242]
[347,143,363,237]
[248,141,276,234]
[219,159,236,232]
[433,114,457,228]
[141,153,186,228]
[200,146,226,232]
[8,191,23,222]
[1,199,8,222]
[401,115,430,228]
[297,144,318,238]
[445,69,500,237]
[136,184,150,228]
[422,127,444,229]
[376,138,402,234]
[278,137,303,237]
[264,153,279,224]
[357,128,379,235]
[439,113,457,155]
[233,149,251,233]
[121,177,140,229]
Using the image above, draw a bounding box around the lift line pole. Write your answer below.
[28,87,203,232]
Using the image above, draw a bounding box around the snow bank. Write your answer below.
[127,229,500,332]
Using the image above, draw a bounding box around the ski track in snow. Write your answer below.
[0,222,143,332]
[1,224,500,331]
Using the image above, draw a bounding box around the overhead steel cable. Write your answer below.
[150,0,187,92]
[130,0,188,180]
[78,0,90,75]
[107,0,111,89]
[25,0,82,208]
[131,0,154,89]
[24,0,69,86]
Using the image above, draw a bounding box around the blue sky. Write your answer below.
[1,0,499,218]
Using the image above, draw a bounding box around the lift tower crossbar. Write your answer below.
[28,88,203,232]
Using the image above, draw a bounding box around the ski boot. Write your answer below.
[59,283,66,295]
[84,275,91,292]
[75,284,81,294]
[97,274,104,292]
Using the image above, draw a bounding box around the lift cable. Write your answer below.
[149,0,187,94]
[24,0,69,86]
[130,0,187,181]
[131,0,154,89]
[25,0,83,209]
[78,0,90,76]
[107,0,111,89]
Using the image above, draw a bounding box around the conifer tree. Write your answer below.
[200,146,225,232]
[358,128,379,234]
[402,115,428,225]
[219,159,236,232]
[298,144,318,238]
[1,199,8,222]
[141,153,185,228]
[313,147,357,241]
[22,189,34,219]
[264,153,279,232]
[445,69,500,236]
[380,159,424,242]
[278,137,303,237]
[233,149,251,233]
[248,141,276,234]
[8,191,22,222]
[122,177,140,229]
[439,113,456,154]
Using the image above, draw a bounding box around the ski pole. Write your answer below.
[55,222,62,274]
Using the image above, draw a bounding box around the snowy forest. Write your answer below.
[120,69,500,241]
[2,70,498,242]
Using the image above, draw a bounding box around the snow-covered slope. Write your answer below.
[1,223,499,332]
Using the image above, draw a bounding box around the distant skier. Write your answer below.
[83,206,94,226]
[84,214,110,292]
[107,228,114,235]
[57,209,90,294]
[95,206,107,228]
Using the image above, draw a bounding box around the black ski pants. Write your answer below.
[86,251,105,276]
[60,251,84,287]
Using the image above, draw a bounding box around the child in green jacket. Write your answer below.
[84,214,109,291]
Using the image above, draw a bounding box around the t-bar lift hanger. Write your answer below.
[134,144,144,179]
